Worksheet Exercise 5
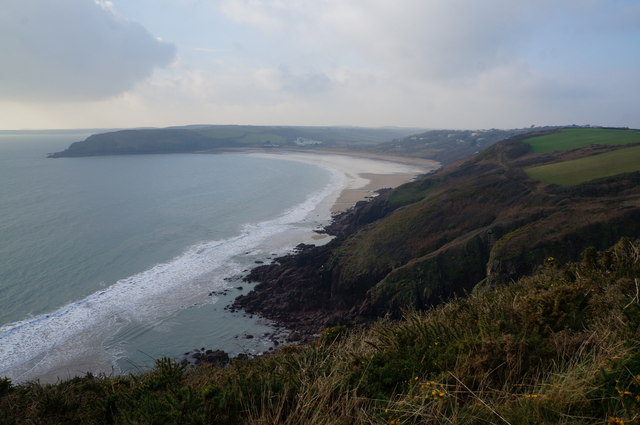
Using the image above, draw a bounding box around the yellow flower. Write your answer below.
[608,417,625,425]
[523,394,539,399]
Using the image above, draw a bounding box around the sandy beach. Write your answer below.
[246,151,440,213]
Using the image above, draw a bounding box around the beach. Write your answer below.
[246,150,440,214]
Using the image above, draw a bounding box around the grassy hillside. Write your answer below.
[526,145,640,185]
[193,125,424,147]
[193,126,288,145]
[525,127,640,154]
[2,239,639,424]
[235,128,640,333]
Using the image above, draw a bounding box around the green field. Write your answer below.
[195,126,288,144]
[525,127,640,154]
[525,144,640,185]
[195,126,249,139]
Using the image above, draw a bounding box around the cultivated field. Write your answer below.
[525,127,640,154]
[525,144,640,185]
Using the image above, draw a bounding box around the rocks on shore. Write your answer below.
[227,202,379,342]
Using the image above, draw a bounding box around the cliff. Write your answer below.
[234,129,640,333]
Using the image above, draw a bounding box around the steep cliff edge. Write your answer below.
[233,129,640,333]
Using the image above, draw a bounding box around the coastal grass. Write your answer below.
[525,144,640,185]
[386,177,434,209]
[194,126,288,145]
[237,132,287,145]
[524,127,640,154]
[2,239,640,424]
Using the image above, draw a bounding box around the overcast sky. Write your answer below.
[1,0,638,130]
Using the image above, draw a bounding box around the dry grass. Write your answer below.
[1,239,640,425]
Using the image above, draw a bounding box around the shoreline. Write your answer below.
[5,151,439,384]
[245,150,440,213]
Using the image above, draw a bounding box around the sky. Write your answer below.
[1,0,639,130]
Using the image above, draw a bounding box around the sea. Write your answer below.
[0,130,339,382]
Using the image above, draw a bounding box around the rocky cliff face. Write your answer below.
[233,132,640,335]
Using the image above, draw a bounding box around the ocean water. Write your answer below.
[0,131,337,382]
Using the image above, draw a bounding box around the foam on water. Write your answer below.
[0,166,343,381]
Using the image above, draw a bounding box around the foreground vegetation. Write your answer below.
[2,238,639,424]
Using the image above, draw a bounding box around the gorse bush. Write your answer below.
[1,238,639,424]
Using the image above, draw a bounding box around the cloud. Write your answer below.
[209,0,640,128]
[0,0,176,101]
[250,67,333,95]
[218,0,544,81]
[3,0,637,130]
[217,0,638,84]
[219,0,286,32]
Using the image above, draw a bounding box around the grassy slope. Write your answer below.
[194,126,289,145]
[525,145,640,185]
[526,127,640,154]
[2,239,639,424]
[325,134,640,316]
[192,126,423,147]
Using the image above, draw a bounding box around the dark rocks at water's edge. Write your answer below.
[183,348,254,367]
[229,188,428,340]
[231,233,366,340]
[186,349,230,367]
[229,187,409,339]
[181,327,293,367]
